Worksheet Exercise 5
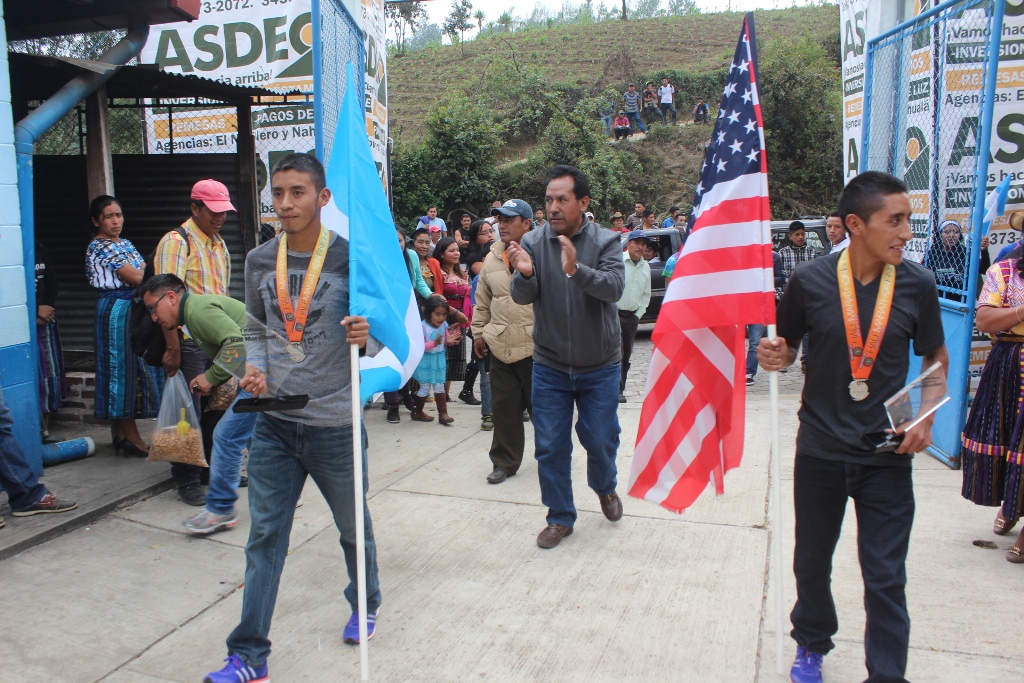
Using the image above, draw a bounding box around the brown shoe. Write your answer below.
[410,395,434,422]
[435,393,454,425]
[11,492,78,517]
[536,523,573,549]
[599,491,623,521]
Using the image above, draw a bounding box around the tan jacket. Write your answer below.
[472,240,534,364]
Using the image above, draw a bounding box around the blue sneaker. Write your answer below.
[204,654,268,683]
[790,645,823,683]
[343,609,378,644]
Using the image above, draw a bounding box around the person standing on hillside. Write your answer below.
[622,84,646,134]
[155,179,235,508]
[757,171,947,683]
[658,77,677,125]
[643,82,664,126]
[507,165,626,550]
[625,202,646,231]
[617,231,651,403]
[474,200,535,484]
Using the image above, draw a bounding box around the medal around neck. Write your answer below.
[199,311,310,414]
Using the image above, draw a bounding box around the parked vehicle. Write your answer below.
[770,217,830,255]
[619,227,685,324]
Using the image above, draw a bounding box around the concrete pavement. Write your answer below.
[1,331,1021,682]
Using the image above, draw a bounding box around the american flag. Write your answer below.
[628,13,775,513]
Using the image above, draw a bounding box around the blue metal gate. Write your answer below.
[861,0,1005,467]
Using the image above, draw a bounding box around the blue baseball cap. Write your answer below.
[626,229,652,244]
[490,199,533,220]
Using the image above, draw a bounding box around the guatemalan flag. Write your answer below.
[321,64,424,402]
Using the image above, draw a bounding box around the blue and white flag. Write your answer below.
[321,64,424,401]
[983,175,1012,234]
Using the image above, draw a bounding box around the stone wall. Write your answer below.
[52,372,97,424]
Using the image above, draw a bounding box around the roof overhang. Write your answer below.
[10,52,305,105]
[4,0,200,41]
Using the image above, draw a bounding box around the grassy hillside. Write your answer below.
[387,6,840,144]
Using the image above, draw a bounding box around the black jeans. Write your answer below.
[792,454,914,683]
[489,355,532,475]
[619,310,640,393]
[172,339,224,487]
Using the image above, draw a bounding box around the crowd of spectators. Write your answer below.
[602,78,712,140]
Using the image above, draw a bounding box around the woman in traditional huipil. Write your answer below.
[433,237,472,400]
[962,244,1024,563]
[85,195,162,455]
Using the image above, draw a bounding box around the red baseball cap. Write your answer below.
[191,179,236,213]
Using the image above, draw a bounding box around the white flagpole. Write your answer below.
[767,323,785,674]
[350,342,370,681]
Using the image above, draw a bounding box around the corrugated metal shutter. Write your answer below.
[34,154,248,371]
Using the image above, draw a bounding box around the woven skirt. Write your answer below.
[445,336,467,382]
[94,290,163,420]
[961,340,1024,519]
[37,320,68,414]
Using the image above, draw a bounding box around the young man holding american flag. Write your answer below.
[758,171,947,683]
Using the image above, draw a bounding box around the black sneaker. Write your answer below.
[179,484,206,507]
[619,393,627,403]
[458,389,481,406]
[238,475,249,488]
[387,405,401,423]
[745,374,755,386]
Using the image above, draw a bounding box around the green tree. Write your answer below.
[443,0,474,55]
[473,9,485,33]
[757,36,843,215]
[386,1,428,56]
[424,97,503,207]
[497,11,514,32]
[408,22,443,51]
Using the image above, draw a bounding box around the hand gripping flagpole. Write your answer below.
[767,324,784,674]
[350,342,370,681]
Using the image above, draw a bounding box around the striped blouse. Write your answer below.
[86,238,144,291]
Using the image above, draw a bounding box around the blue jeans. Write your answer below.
[601,114,612,137]
[746,324,766,377]
[791,455,914,683]
[626,111,646,133]
[227,414,380,667]
[531,362,621,527]
[205,390,257,515]
[0,386,47,511]
[480,366,492,415]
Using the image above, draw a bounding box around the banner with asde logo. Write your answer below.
[141,0,389,224]
[840,0,870,185]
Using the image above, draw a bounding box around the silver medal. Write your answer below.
[849,380,869,401]
[286,343,306,363]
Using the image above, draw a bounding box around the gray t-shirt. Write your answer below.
[776,252,944,466]
[245,232,379,427]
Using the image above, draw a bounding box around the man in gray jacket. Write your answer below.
[507,165,627,549]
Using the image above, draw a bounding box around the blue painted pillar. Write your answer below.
[0,10,43,475]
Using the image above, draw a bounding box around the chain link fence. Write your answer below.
[862,0,997,303]
[316,0,365,165]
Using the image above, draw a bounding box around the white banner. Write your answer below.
[841,0,870,184]
[140,0,388,222]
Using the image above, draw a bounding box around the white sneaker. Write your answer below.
[184,509,239,535]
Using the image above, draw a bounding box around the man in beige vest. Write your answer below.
[473,199,535,484]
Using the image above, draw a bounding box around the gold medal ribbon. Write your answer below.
[837,249,895,385]
[276,227,330,344]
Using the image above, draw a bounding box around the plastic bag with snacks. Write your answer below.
[147,373,207,467]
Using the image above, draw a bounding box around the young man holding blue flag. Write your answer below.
[204,154,381,683]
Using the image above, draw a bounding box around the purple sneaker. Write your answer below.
[343,609,378,644]
[790,645,823,683]
[204,654,268,683]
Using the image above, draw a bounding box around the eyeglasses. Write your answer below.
[146,291,170,315]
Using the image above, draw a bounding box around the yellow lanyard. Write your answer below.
[836,249,895,400]
[276,227,330,344]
